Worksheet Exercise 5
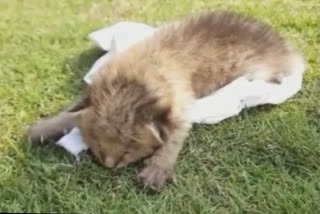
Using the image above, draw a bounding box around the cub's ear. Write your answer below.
[146,123,168,145]
[146,106,173,146]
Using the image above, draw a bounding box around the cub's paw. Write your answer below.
[138,163,174,190]
[28,120,48,144]
[27,119,67,144]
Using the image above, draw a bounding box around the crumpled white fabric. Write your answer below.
[84,22,155,84]
[56,21,304,157]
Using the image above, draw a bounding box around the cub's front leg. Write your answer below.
[138,120,191,190]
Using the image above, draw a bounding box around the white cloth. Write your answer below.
[56,21,304,157]
[84,22,155,84]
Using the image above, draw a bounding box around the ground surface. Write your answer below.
[0,0,319,213]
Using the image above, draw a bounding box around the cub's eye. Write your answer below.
[122,150,130,156]
[130,143,142,151]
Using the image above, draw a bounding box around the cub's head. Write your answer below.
[78,74,174,168]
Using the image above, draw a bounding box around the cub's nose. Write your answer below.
[104,156,116,168]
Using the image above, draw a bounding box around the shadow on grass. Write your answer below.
[61,46,106,98]
[191,104,280,132]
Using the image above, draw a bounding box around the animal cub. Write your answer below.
[29,11,305,190]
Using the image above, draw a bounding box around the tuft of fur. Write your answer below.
[29,10,305,190]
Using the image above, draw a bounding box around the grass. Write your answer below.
[0,0,319,213]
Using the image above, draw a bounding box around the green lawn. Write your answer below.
[0,0,319,213]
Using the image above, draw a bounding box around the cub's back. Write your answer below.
[96,10,303,102]
[140,10,302,97]
[157,10,285,52]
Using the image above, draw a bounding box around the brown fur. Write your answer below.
[28,10,304,190]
